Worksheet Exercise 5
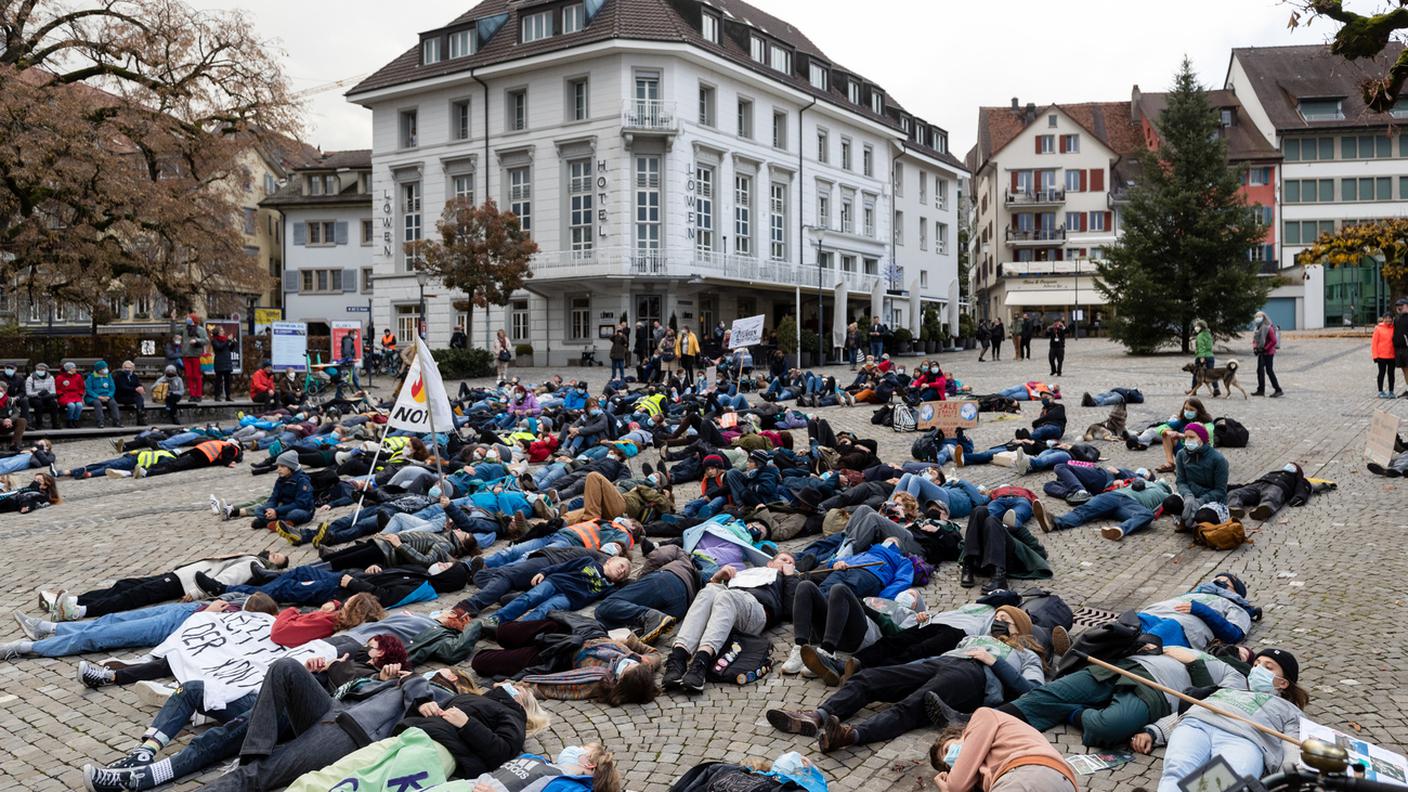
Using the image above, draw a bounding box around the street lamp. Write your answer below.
[415,268,430,340]
[806,225,825,364]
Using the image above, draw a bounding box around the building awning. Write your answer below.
[1004,290,1109,307]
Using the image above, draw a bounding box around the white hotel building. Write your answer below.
[348,0,965,365]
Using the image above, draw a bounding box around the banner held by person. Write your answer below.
[388,337,455,435]
[729,314,766,349]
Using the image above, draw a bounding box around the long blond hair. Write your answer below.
[508,683,551,736]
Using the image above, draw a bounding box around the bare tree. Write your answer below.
[1288,1,1408,111]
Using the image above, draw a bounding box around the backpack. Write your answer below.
[870,405,894,427]
[1020,588,1074,631]
[707,631,773,685]
[1213,417,1249,448]
[891,404,918,433]
[1195,519,1249,551]
[1054,609,1145,677]
[911,429,943,462]
[151,380,169,401]
[978,394,1019,413]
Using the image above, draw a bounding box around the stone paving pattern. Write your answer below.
[1,336,1406,791]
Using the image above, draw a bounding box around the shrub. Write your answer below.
[892,327,913,344]
[776,316,799,354]
[431,347,494,378]
[959,313,976,338]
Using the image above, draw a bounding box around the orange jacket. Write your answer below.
[1372,321,1395,359]
[250,369,276,398]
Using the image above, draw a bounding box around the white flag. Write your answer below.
[387,337,455,433]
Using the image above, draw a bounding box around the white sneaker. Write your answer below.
[1013,449,1031,475]
[134,680,175,708]
[208,494,222,515]
[36,590,57,614]
[780,645,805,675]
[105,469,131,478]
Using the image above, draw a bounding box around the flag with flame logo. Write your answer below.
[387,337,455,433]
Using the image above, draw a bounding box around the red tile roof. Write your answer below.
[972,101,1143,173]
[1134,89,1280,161]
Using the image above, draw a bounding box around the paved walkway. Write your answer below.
[1,337,1404,791]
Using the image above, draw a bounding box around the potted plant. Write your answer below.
[776,315,799,369]
[892,327,913,354]
[923,307,943,353]
[799,328,821,367]
[514,342,534,366]
[919,324,933,354]
[958,314,977,350]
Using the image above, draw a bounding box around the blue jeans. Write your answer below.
[151,683,254,742]
[1090,391,1126,406]
[596,573,690,628]
[159,431,202,450]
[896,473,947,506]
[998,385,1031,400]
[484,535,571,568]
[962,445,1009,466]
[1052,491,1155,535]
[227,567,341,605]
[534,462,570,490]
[1027,449,1071,471]
[611,358,626,382]
[1157,720,1265,792]
[1029,424,1063,443]
[494,582,571,622]
[869,340,884,358]
[33,603,200,656]
[715,393,748,410]
[933,435,975,466]
[682,495,726,520]
[72,455,139,478]
[64,401,83,421]
[941,480,987,518]
[986,496,1033,527]
[1047,464,1111,498]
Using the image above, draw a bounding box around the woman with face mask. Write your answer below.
[454,743,621,792]
[928,706,1078,792]
[1125,397,1213,471]
[1173,422,1228,531]
[471,618,661,707]
[1155,648,1307,792]
[24,362,60,429]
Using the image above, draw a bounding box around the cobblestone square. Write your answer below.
[1,335,1405,791]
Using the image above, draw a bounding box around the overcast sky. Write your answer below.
[188,0,1352,156]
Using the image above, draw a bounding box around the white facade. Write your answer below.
[352,36,963,365]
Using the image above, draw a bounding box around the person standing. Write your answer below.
[676,325,700,383]
[1045,317,1067,377]
[609,323,629,383]
[210,326,234,401]
[1020,313,1037,360]
[1393,297,1408,399]
[494,329,512,382]
[179,313,208,401]
[1192,320,1220,397]
[989,318,1004,361]
[1251,311,1283,398]
[844,322,860,370]
[976,320,991,362]
[868,317,886,359]
[634,320,650,374]
[1373,312,1397,398]
[449,324,468,350]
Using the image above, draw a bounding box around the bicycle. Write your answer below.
[1180,739,1404,792]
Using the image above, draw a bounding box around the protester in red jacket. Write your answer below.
[249,359,277,408]
[54,362,87,428]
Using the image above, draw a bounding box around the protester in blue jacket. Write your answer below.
[84,361,123,428]
[247,450,314,532]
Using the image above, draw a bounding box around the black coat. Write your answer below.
[393,688,526,779]
[990,321,1005,341]
[634,324,650,356]
[211,336,234,372]
[669,762,801,792]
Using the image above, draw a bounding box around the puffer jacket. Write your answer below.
[1175,444,1228,503]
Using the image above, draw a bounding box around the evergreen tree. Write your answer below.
[1096,59,1273,353]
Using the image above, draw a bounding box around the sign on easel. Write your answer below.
[1366,410,1401,467]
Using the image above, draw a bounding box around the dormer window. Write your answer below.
[562,3,584,33]
[847,80,860,105]
[422,38,441,65]
[701,10,719,43]
[809,61,828,90]
[769,46,790,74]
[1219,108,1234,127]
[749,35,766,63]
[522,10,553,43]
[1298,98,1343,121]
[936,131,947,153]
[870,91,883,115]
[448,28,475,58]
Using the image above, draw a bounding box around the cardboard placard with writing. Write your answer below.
[1366,410,1401,467]
[915,399,980,433]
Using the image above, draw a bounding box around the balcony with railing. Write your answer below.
[1107,187,1132,206]
[621,100,679,135]
[1257,259,1281,275]
[530,247,882,293]
[1005,189,1065,206]
[1004,226,1067,245]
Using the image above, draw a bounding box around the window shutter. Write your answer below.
[283,269,300,293]
[292,222,306,246]
[1034,137,1041,153]
[1080,213,1088,231]
[1078,171,1087,192]
[1090,169,1104,191]
[334,222,349,245]
[1104,211,1112,230]
[1010,171,1019,192]
[1058,135,1067,154]
[343,268,358,292]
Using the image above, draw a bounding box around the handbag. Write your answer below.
[497,349,511,362]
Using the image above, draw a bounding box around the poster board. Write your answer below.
[270,321,308,371]
[330,321,364,364]
[1366,410,1401,467]
[915,399,980,433]
[729,314,765,349]
[1300,717,1408,786]
[253,307,283,335]
[199,321,243,375]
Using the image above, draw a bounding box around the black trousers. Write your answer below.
[963,505,1008,573]
[793,580,870,653]
[1020,335,1033,358]
[322,540,391,571]
[213,371,233,400]
[1049,344,1064,375]
[77,573,184,618]
[1226,480,1288,513]
[1256,353,1281,392]
[991,339,1002,360]
[852,622,967,669]
[820,656,986,744]
[146,450,206,476]
[1378,359,1397,392]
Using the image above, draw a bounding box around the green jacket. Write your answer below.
[1175,445,1228,502]
[1194,329,1213,359]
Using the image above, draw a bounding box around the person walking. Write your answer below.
[1192,320,1220,397]
[1394,297,1408,398]
[494,329,512,382]
[989,318,1004,361]
[1045,317,1067,376]
[1251,311,1283,398]
[1373,312,1397,398]
[976,320,991,362]
[180,313,208,401]
[609,323,629,383]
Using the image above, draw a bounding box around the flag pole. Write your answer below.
[419,339,447,487]
[350,396,392,528]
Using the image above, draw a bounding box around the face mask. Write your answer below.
[943,742,962,768]
[1282,463,1297,474]
[3,368,13,376]
[923,468,939,481]
[770,752,812,778]
[1248,665,1278,693]
[1184,438,1202,451]
[428,486,442,498]
[35,371,47,379]
[556,746,588,769]
[1183,410,1198,420]
[1254,317,1264,325]
[588,408,602,416]
[428,561,452,575]
[499,682,522,701]
[614,657,640,676]
[990,620,1010,637]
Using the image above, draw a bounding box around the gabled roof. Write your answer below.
[1230,43,1406,131]
[349,0,964,170]
[1135,89,1280,162]
[971,101,1143,173]
[301,149,373,171]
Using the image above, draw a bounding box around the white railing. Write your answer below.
[530,247,882,292]
[620,100,679,133]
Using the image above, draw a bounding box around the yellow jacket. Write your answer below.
[675,331,700,357]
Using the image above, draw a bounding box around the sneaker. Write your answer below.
[681,651,710,692]
[222,500,237,522]
[923,690,970,727]
[110,439,125,454]
[1013,448,1030,475]
[83,765,139,792]
[1001,509,1018,528]
[1050,625,1071,657]
[1031,499,1050,532]
[134,681,175,708]
[193,571,227,597]
[272,521,304,546]
[54,594,81,622]
[207,494,222,516]
[1066,489,1092,505]
[78,660,115,689]
[13,611,48,640]
[1100,526,1124,542]
[637,612,676,645]
[469,556,486,575]
[800,645,844,686]
[36,589,58,614]
[105,469,131,478]
[108,746,155,769]
[1080,393,1095,407]
[838,656,861,687]
[1269,390,1284,398]
[509,512,528,540]
[766,709,822,736]
[309,521,330,547]
[0,640,28,660]
[661,646,690,689]
[1250,503,1275,522]
[780,645,805,675]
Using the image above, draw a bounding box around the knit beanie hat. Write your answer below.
[275,450,300,471]
[429,562,470,593]
[1255,647,1299,685]
[1215,570,1247,598]
[703,454,726,469]
[1183,422,1209,444]
[994,605,1033,637]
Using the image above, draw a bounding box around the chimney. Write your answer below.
[1011,97,1019,111]
[1025,102,1036,124]
[1131,84,1141,122]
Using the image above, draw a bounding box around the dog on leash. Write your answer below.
[1083,403,1127,442]
[1183,359,1248,399]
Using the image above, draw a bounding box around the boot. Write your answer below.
[959,562,976,588]
[982,567,1008,593]
[818,712,857,753]
[681,650,711,693]
[661,646,690,689]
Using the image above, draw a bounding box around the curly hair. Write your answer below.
[336,592,386,631]
[368,634,408,669]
